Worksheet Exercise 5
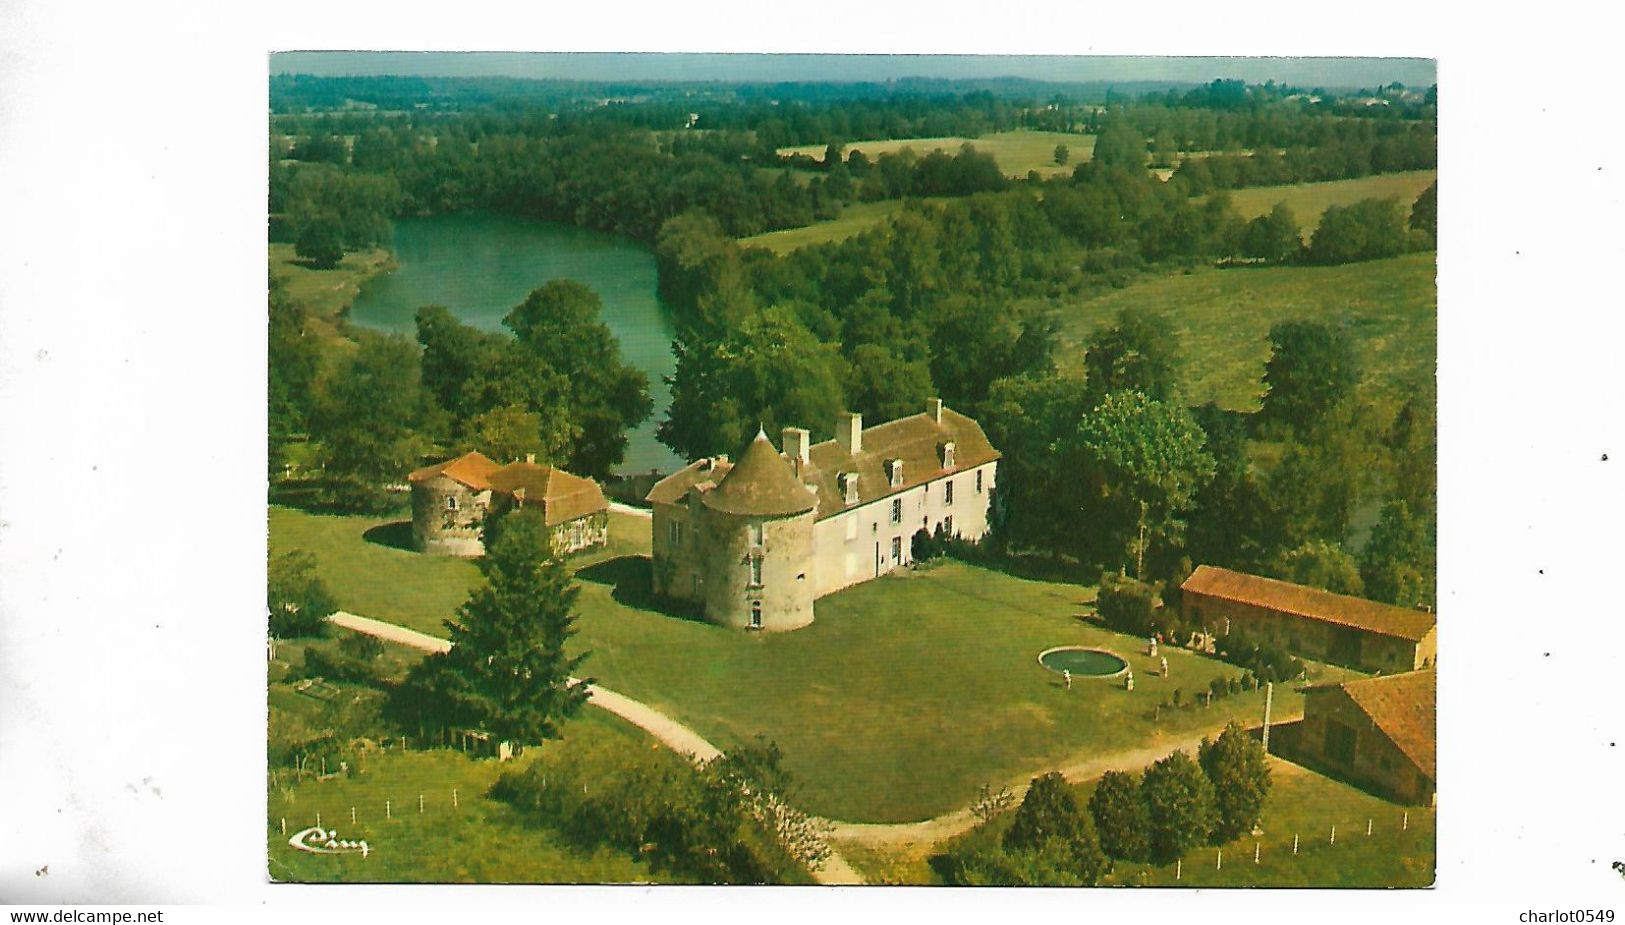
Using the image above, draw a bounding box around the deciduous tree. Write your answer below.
[1141,750,1218,863]
[1198,722,1271,842]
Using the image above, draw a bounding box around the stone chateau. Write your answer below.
[645,399,999,631]
[408,451,609,557]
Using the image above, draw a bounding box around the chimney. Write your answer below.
[782,427,811,468]
[836,412,863,456]
[926,397,944,423]
[525,453,536,464]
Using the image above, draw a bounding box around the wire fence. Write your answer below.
[1120,805,1435,886]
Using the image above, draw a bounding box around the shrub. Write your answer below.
[268,550,336,638]
[339,632,384,662]
[491,734,819,884]
[1097,571,1159,636]
[1209,677,1229,701]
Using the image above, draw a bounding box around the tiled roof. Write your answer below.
[1318,669,1436,778]
[701,431,818,517]
[408,450,501,491]
[646,457,733,506]
[487,462,608,527]
[801,408,999,521]
[643,405,1001,522]
[1182,565,1436,643]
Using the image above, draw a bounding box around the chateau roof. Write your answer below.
[700,431,818,518]
[1308,669,1436,779]
[643,405,1001,521]
[645,457,734,506]
[408,450,501,491]
[487,462,608,527]
[1181,565,1436,643]
[801,408,1000,521]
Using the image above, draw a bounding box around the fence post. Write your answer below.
[1330,825,1336,846]
[1403,811,1409,831]
[351,807,356,825]
[1293,833,1298,855]
[280,818,286,836]
[453,788,459,808]
[385,800,391,819]
[1367,818,1372,836]
[419,794,424,814]
[315,811,320,829]
[1176,859,1181,881]
[1254,842,1260,865]
[1216,848,1222,871]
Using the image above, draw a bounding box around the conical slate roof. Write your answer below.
[701,430,817,517]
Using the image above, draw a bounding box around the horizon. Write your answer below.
[269,51,1436,90]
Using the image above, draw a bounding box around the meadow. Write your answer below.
[268,243,394,345]
[1049,252,1437,412]
[779,129,1095,179]
[739,199,916,255]
[270,505,1363,823]
[267,709,677,884]
[1218,169,1437,238]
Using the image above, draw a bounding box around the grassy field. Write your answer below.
[268,243,394,345]
[267,709,677,883]
[1218,170,1437,238]
[270,505,1362,823]
[1049,252,1437,412]
[738,199,915,255]
[780,130,1094,179]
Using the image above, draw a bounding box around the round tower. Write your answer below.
[698,430,818,631]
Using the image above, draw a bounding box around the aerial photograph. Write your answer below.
[265,51,1438,886]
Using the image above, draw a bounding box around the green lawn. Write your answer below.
[780,130,1095,179]
[270,505,1361,823]
[1217,170,1437,239]
[267,708,676,884]
[1049,252,1437,411]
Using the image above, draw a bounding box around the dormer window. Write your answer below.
[942,441,956,469]
[887,459,903,488]
[839,472,860,505]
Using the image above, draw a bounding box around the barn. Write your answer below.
[1180,565,1437,674]
[1285,669,1436,805]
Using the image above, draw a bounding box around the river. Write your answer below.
[349,213,682,475]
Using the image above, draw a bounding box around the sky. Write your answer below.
[269,51,1436,90]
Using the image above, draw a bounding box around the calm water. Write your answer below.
[350,214,681,475]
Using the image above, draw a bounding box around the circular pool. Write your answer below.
[1038,646,1130,678]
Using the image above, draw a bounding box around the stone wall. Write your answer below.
[411,475,491,557]
[1182,592,1428,674]
[1285,689,1436,806]
[701,508,815,632]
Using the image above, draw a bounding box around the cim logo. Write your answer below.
[289,826,372,858]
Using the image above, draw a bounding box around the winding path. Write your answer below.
[329,610,1302,881]
[327,611,860,884]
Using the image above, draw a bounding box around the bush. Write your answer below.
[910,527,940,563]
[491,735,818,884]
[1209,677,1229,701]
[339,632,384,662]
[311,476,401,515]
[268,551,336,638]
[1097,571,1159,636]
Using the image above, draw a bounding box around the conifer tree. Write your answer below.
[417,511,591,745]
